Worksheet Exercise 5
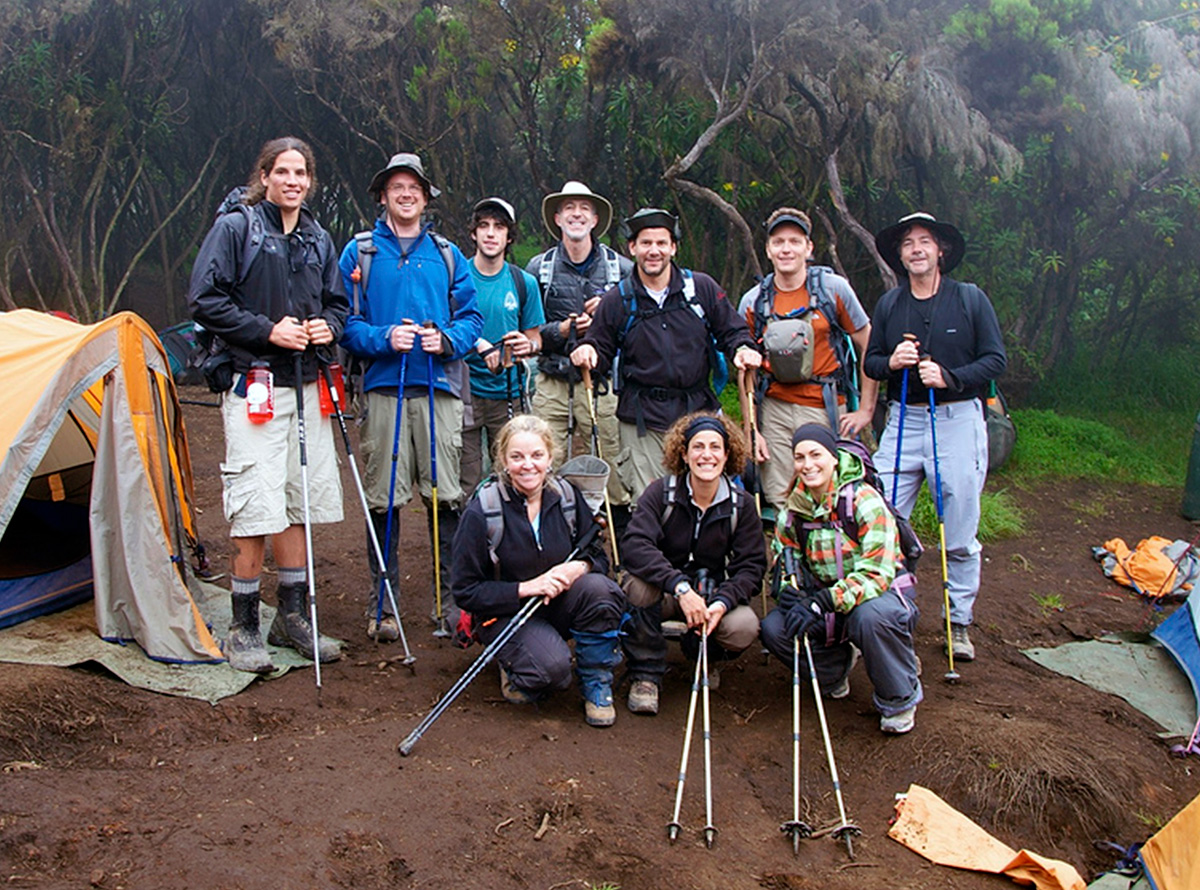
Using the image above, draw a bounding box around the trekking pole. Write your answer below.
[738,367,768,620]
[779,550,812,853]
[700,614,717,848]
[803,634,860,859]
[380,331,410,649]
[398,524,600,756]
[927,382,960,682]
[580,367,619,566]
[319,358,414,670]
[293,352,323,704]
[668,628,704,842]
[425,327,449,639]
[566,315,578,461]
[504,342,516,420]
[891,333,917,508]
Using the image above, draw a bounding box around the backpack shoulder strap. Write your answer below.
[538,247,556,289]
[600,244,621,288]
[752,274,775,335]
[806,265,842,333]
[431,232,459,314]
[506,262,529,317]
[660,474,678,527]
[227,204,265,286]
[479,479,508,576]
[352,230,377,314]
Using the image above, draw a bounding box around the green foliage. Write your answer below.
[1002,409,1182,486]
[909,487,1026,545]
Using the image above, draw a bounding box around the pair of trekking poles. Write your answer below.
[892,333,959,682]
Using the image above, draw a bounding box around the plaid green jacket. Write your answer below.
[774,449,901,611]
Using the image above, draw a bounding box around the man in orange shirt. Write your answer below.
[738,208,878,517]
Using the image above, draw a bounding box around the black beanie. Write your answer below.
[791,423,837,458]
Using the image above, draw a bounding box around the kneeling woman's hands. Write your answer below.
[677,589,728,636]
[518,560,590,603]
[782,588,835,641]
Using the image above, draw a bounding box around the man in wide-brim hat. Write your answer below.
[526,181,633,532]
[862,212,1006,666]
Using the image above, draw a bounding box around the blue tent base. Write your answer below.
[0,555,93,630]
[1152,591,1200,729]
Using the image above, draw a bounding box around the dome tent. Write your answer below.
[0,309,221,663]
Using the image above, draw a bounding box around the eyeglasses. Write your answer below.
[387,184,424,196]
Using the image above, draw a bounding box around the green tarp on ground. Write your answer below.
[1023,635,1195,738]
[0,577,327,704]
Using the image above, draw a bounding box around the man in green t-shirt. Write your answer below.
[462,197,546,494]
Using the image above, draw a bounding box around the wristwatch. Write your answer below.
[673,580,692,600]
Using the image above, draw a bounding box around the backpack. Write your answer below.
[790,439,923,572]
[750,267,858,419]
[613,269,730,395]
[214,186,267,286]
[537,243,623,295]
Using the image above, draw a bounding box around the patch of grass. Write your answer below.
[1134,810,1166,831]
[1000,409,1182,487]
[1031,591,1065,616]
[909,486,1026,545]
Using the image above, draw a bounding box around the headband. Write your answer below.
[684,415,728,446]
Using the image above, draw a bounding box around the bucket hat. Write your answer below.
[874,212,965,277]
[541,181,613,240]
[369,152,441,200]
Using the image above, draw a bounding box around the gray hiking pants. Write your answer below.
[874,398,987,626]
[760,587,923,717]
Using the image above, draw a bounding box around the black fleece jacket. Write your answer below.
[863,277,1006,404]
[451,478,609,620]
[188,201,348,387]
[622,474,766,614]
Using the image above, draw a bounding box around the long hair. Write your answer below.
[243,136,317,206]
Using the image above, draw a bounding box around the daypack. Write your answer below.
[750,266,858,405]
[789,439,923,572]
[537,243,623,296]
[613,269,730,395]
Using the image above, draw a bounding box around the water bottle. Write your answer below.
[245,361,274,423]
[318,363,346,416]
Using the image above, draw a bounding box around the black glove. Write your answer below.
[781,588,835,641]
[775,579,802,612]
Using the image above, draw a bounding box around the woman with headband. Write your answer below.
[620,412,767,716]
[761,423,922,734]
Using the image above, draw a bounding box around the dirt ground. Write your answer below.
[3,387,1199,890]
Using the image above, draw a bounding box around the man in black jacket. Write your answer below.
[571,208,762,501]
[863,212,1007,664]
[189,137,348,673]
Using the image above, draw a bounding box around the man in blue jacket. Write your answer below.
[339,153,482,640]
[864,213,1006,664]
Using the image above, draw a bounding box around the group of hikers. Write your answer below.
[188,136,1007,737]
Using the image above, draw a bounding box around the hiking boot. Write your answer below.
[880,706,917,734]
[584,700,616,728]
[627,680,660,715]
[267,583,342,663]
[226,592,274,674]
[948,623,976,662]
[661,619,688,639]
[825,647,859,699]
[498,665,534,705]
[367,615,400,643]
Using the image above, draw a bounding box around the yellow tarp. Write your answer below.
[888,784,1085,890]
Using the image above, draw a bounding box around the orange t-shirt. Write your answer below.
[749,283,857,409]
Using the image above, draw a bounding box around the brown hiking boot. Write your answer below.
[627,680,659,715]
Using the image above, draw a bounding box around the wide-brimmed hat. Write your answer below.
[473,196,516,226]
[874,212,965,277]
[620,207,681,242]
[369,152,441,200]
[541,181,613,240]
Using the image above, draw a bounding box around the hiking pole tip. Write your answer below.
[833,823,861,860]
[704,825,717,849]
[666,821,681,843]
[944,668,961,683]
